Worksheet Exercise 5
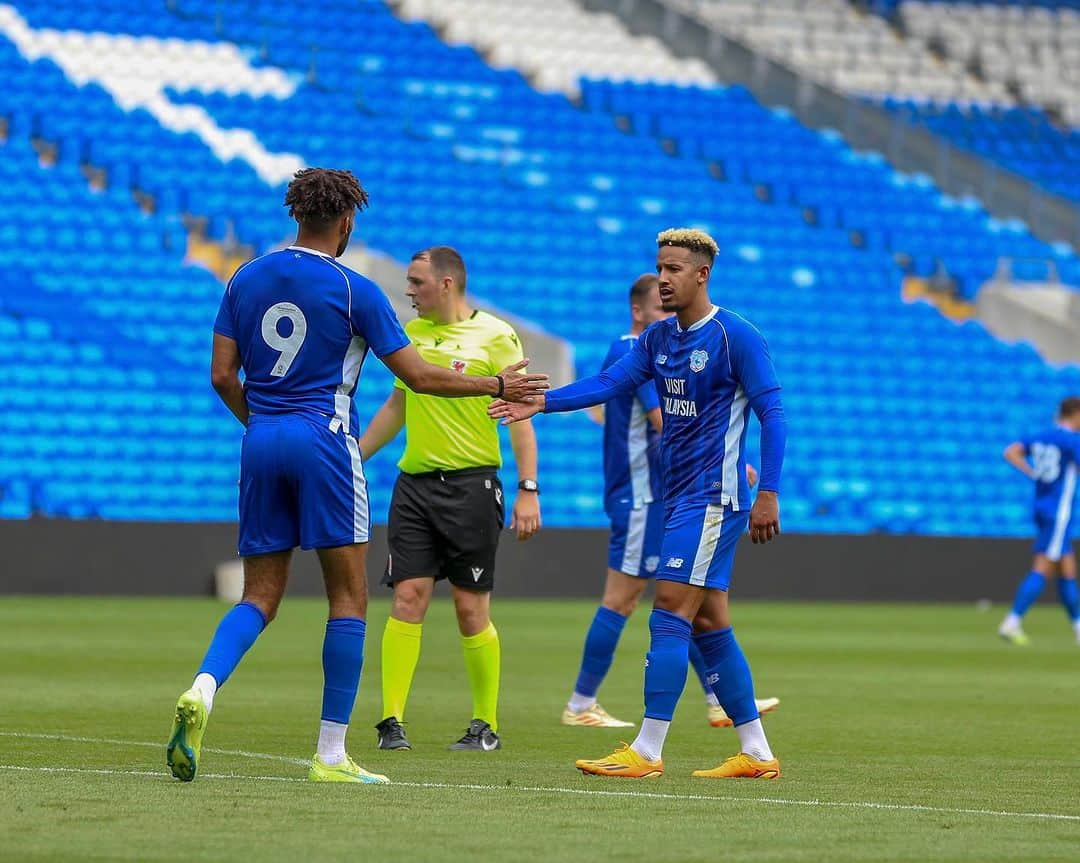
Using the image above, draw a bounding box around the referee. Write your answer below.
[359,246,541,752]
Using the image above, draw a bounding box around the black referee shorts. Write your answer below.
[382,467,505,592]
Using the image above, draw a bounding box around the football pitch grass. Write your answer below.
[1,597,1078,862]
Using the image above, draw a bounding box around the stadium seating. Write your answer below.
[2,0,1080,539]
[679,0,1008,103]
[899,1,1080,126]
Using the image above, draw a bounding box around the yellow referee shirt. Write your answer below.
[394,310,524,474]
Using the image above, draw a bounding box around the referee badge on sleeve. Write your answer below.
[451,358,468,373]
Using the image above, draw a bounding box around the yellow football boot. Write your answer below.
[309,754,390,784]
[166,688,208,782]
[692,752,780,779]
[708,696,781,728]
[561,703,635,728]
[575,742,663,778]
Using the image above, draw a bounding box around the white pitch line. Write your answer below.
[1,731,1078,824]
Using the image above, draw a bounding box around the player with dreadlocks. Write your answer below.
[165,168,548,785]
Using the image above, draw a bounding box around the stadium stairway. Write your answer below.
[2,0,1080,538]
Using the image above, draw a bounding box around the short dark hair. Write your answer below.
[629,273,658,304]
[412,245,467,292]
[1059,396,1080,419]
[284,167,369,228]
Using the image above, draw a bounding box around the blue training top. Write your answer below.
[1020,425,1080,522]
[213,246,409,435]
[601,334,663,513]
[547,305,786,510]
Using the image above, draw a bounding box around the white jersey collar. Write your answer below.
[676,305,718,333]
[287,245,332,257]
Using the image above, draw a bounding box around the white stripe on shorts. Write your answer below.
[344,435,369,543]
[1047,463,1077,561]
[689,504,725,587]
[620,505,648,576]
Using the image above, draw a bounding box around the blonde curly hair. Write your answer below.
[656,228,718,262]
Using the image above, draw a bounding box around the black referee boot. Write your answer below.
[375,716,411,750]
[448,719,500,751]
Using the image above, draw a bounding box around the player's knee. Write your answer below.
[391,580,429,622]
[243,594,280,624]
[453,596,490,634]
[602,592,640,617]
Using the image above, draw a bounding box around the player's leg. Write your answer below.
[564,502,652,728]
[378,575,435,748]
[689,590,779,779]
[577,499,719,777]
[1000,551,1052,645]
[378,472,441,749]
[306,543,384,782]
[297,420,387,783]
[448,585,502,750]
[443,470,504,751]
[167,418,293,781]
[1054,552,1080,642]
[563,569,646,727]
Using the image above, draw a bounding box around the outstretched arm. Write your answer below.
[489,341,653,424]
[381,344,548,402]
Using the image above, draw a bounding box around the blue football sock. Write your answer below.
[1011,571,1047,617]
[197,601,267,688]
[643,608,691,721]
[687,638,713,697]
[1057,578,1080,623]
[693,626,759,727]
[321,617,366,724]
[573,606,628,698]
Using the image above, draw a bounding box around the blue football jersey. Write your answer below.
[601,334,662,512]
[1020,426,1080,520]
[623,306,780,508]
[213,246,409,434]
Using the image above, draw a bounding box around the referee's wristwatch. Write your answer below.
[518,479,540,494]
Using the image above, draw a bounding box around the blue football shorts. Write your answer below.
[655,498,750,590]
[1033,511,1076,561]
[607,499,665,578]
[237,413,369,556]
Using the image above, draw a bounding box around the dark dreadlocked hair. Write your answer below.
[284,168,370,228]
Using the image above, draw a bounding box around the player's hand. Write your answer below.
[497,358,549,404]
[746,463,759,488]
[488,395,544,425]
[511,492,541,541]
[749,491,780,544]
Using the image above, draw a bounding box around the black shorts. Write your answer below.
[383,467,505,592]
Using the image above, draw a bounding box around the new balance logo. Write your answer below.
[665,557,684,569]
[707,673,720,686]
[471,567,484,582]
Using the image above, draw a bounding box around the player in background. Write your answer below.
[359,247,540,752]
[998,396,1080,645]
[166,169,548,784]
[563,274,778,729]
[492,228,786,779]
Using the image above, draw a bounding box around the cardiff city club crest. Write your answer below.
[451,359,468,373]
[689,349,709,372]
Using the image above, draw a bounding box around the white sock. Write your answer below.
[631,718,669,762]
[317,720,348,765]
[192,673,217,713]
[567,692,597,713]
[704,692,720,707]
[1001,613,1022,631]
[735,718,774,761]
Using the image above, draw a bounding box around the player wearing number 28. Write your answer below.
[165,168,547,785]
[490,228,787,779]
[999,397,1080,646]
